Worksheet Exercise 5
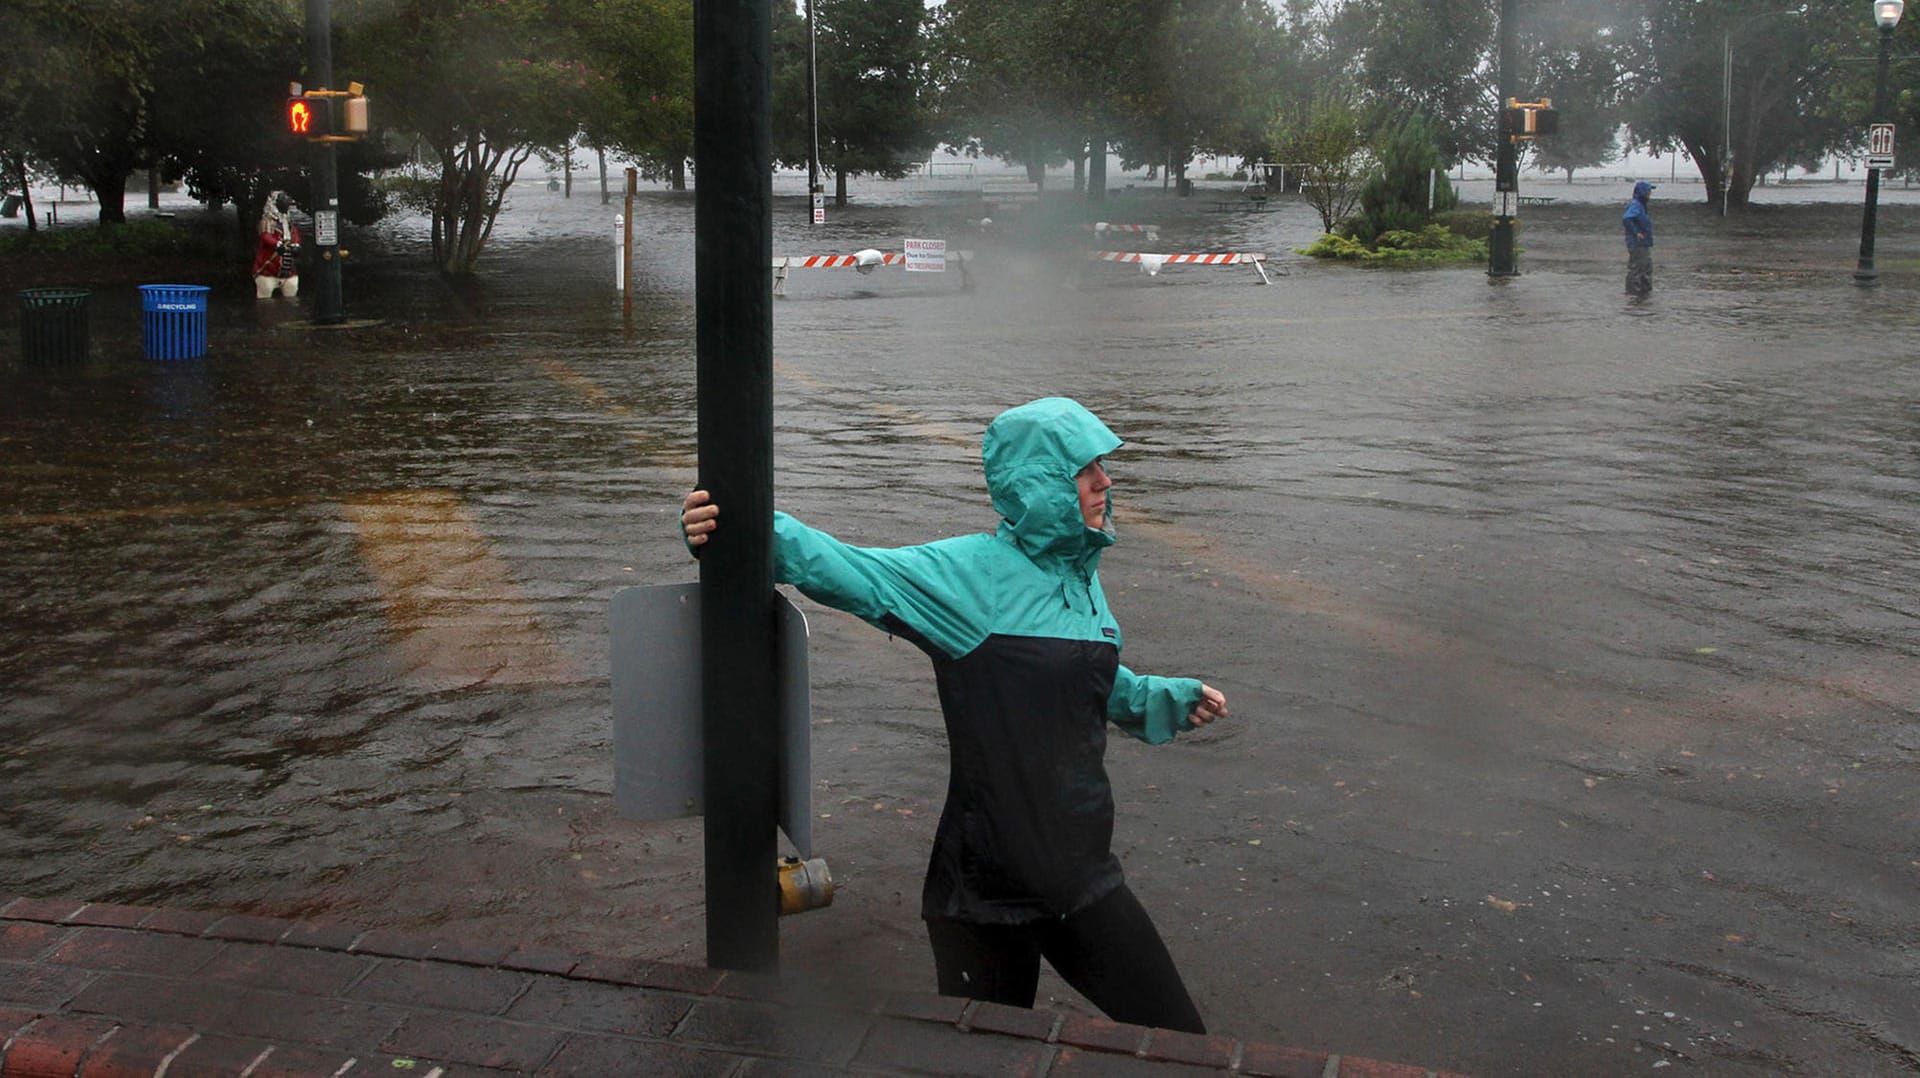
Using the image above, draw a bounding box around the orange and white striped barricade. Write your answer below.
[1092,250,1270,285]
[1090,222,1161,243]
[770,248,972,296]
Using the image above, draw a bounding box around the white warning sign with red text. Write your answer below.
[903,238,946,273]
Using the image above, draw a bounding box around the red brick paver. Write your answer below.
[0,897,1467,1077]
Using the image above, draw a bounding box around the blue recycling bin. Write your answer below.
[139,284,210,360]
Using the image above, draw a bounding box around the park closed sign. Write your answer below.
[903,237,946,272]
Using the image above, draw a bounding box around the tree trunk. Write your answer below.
[1682,137,1724,208]
[10,157,36,232]
[1088,138,1107,203]
[563,146,573,198]
[671,157,687,191]
[89,171,129,226]
[1072,142,1086,193]
[598,146,609,205]
[835,162,848,207]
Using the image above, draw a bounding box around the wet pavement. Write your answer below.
[3,175,1919,1077]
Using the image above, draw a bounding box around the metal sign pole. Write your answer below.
[694,0,780,972]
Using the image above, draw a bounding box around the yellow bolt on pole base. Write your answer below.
[777,857,834,916]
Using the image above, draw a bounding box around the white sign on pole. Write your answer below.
[614,214,625,291]
[1868,122,1897,169]
[811,194,825,225]
[903,237,946,272]
[314,210,338,246]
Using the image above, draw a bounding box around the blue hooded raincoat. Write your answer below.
[1623,181,1654,248]
[770,398,1207,924]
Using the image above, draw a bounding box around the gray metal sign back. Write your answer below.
[610,583,812,857]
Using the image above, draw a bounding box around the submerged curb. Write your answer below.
[0,896,1468,1076]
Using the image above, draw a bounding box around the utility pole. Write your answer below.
[304,0,345,324]
[1488,0,1519,278]
[695,0,780,971]
[806,0,823,225]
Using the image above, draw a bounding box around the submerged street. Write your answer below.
[3,179,1917,1076]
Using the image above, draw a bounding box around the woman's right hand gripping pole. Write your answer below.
[681,489,718,554]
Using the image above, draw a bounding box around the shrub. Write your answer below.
[1433,209,1491,241]
[1297,223,1487,265]
[1348,113,1458,246]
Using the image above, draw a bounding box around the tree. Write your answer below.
[1110,0,1280,190]
[1269,94,1369,233]
[143,0,316,250]
[339,0,603,274]
[1335,0,1496,164]
[1621,0,1863,208]
[1520,2,1627,182]
[775,0,933,205]
[1349,112,1457,244]
[928,0,1088,185]
[2,1,155,226]
[577,0,692,191]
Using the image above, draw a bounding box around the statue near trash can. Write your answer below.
[253,191,302,299]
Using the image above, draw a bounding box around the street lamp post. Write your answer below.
[1856,0,1904,284]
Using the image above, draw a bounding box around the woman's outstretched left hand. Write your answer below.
[1189,684,1228,727]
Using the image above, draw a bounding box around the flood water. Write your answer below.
[3,174,1918,1076]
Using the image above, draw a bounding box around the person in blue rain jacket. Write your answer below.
[680,397,1228,1033]
[1623,180,1656,297]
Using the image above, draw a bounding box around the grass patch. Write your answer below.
[0,218,229,259]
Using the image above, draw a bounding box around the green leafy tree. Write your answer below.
[578,0,693,190]
[1108,0,1278,190]
[339,0,601,274]
[774,0,933,205]
[1349,112,1457,244]
[1521,2,1627,182]
[1268,94,1369,233]
[928,0,1088,185]
[2,1,155,226]
[1334,0,1496,164]
[143,0,323,250]
[1621,0,1868,208]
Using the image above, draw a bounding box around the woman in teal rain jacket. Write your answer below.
[681,397,1227,1033]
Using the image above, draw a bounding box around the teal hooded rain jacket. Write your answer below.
[771,398,1206,923]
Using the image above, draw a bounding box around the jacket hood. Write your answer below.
[982,397,1122,567]
[1633,180,1655,200]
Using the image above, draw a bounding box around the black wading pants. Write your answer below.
[1627,246,1653,296]
[925,883,1205,1034]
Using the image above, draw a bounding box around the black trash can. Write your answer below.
[18,288,91,364]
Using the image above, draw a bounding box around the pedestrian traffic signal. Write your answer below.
[287,96,329,139]
[1502,98,1558,140]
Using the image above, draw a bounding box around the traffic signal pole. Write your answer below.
[305,0,345,324]
[695,0,780,971]
[1488,0,1519,278]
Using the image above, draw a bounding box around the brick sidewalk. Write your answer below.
[0,897,1465,1076]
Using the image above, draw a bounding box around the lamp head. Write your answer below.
[1876,0,1903,30]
